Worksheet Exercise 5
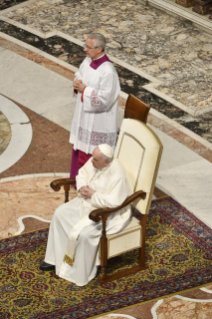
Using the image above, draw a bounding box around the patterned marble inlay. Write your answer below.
[0,111,11,156]
[1,21,212,143]
[156,296,212,318]
[0,21,149,89]
[2,0,212,112]
[0,0,28,11]
[0,24,207,142]
[0,176,77,238]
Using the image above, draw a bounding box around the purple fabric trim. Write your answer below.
[70,149,79,179]
[90,54,111,70]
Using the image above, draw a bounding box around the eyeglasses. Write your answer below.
[83,44,99,50]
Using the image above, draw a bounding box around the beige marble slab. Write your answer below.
[154,296,212,318]
[0,49,73,116]
[0,175,77,238]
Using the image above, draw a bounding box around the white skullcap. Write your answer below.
[98,144,114,158]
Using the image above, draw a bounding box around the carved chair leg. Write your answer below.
[64,185,70,203]
[139,214,148,267]
[99,236,108,281]
[99,217,108,282]
[98,213,148,284]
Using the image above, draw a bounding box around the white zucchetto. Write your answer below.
[98,144,114,158]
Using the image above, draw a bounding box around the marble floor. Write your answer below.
[1,0,212,318]
[0,108,11,155]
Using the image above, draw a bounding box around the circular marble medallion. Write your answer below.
[0,111,11,156]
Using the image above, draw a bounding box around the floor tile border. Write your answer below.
[150,108,212,151]
[151,300,163,319]
[0,172,69,183]
[147,0,212,35]
[15,214,51,235]
[175,295,212,302]
[108,315,137,319]
[200,287,212,293]
[0,95,33,174]
[0,29,79,72]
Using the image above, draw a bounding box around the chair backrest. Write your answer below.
[115,119,163,215]
[124,94,150,124]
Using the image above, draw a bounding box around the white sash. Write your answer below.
[64,201,93,266]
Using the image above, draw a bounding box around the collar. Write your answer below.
[90,54,111,70]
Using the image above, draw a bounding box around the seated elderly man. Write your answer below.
[40,144,132,286]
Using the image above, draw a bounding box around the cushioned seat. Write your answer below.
[107,216,141,258]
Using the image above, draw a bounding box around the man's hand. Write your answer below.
[80,186,96,199]
[73,79,86,92]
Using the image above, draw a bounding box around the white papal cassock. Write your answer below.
[44,157,132,286]
[70,55,120,154]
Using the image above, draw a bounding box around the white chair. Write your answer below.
[89,118,163,283]
[51,118,163,283]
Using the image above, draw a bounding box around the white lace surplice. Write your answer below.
[70,57,120,154]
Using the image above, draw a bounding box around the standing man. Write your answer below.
[70,33,120,178]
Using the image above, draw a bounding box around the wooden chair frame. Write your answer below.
[124,94,150,124]
[51,179,148,284]
[89,190,148,283]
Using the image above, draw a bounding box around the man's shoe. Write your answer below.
[40,261,55,271]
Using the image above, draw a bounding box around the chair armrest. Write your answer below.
[50,178,76,192]
[89,190,146,222]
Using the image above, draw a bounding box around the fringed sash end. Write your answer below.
[63,254,75,267]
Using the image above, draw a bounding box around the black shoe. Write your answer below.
[40,261,55,271]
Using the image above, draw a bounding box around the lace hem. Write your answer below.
[77,127,117,147]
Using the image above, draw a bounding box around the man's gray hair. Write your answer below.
[87,33,106,51]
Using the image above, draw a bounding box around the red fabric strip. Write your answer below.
[78,150,92,170]
[81,87,86,102]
